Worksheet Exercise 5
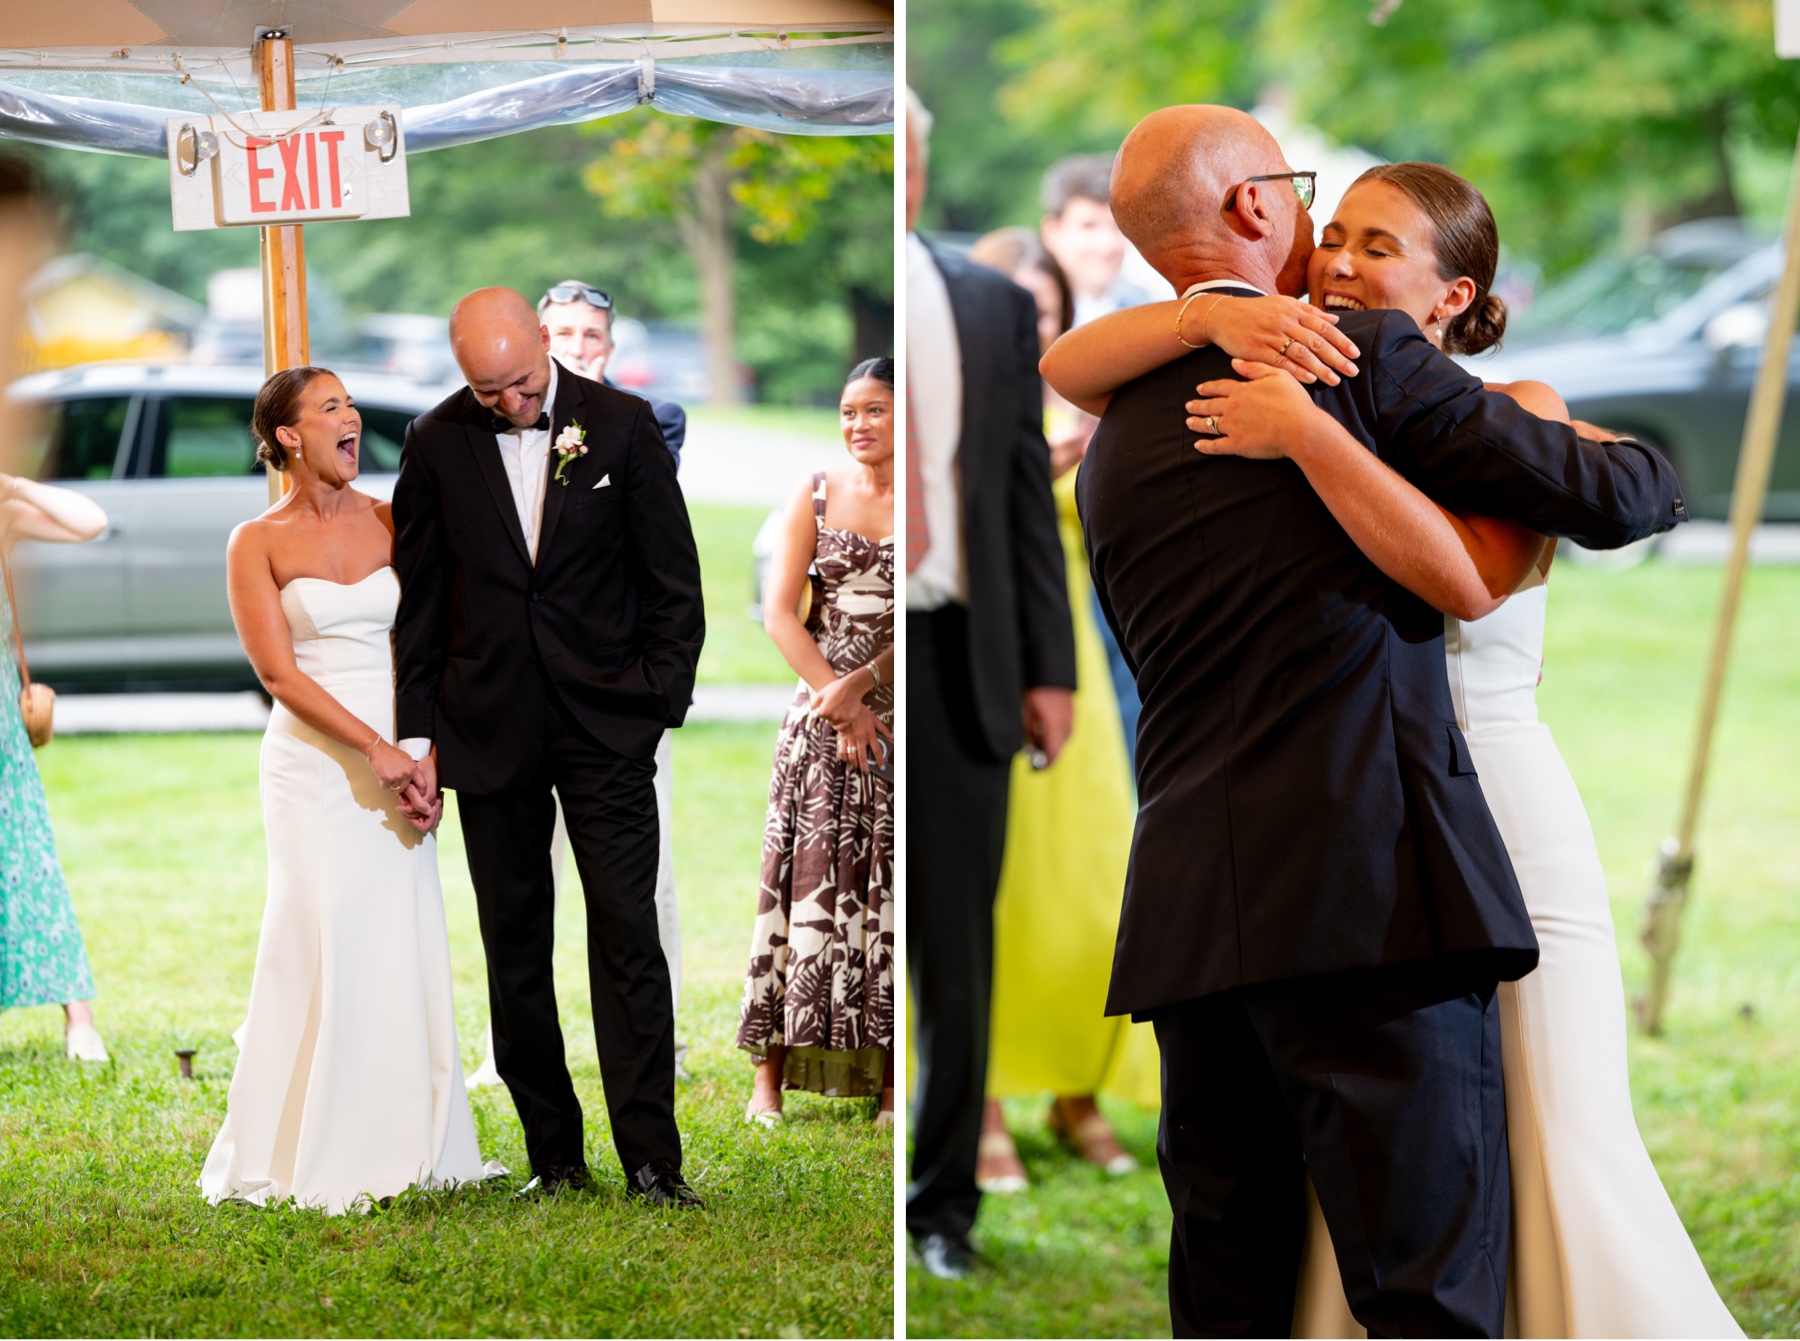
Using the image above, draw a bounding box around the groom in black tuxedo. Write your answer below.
[1077,108,1687,1335]
[392,287,704,1207]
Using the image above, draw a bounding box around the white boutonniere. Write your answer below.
[551,422,587,486]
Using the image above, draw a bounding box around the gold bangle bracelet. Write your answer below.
[1200,294,1228,347]
[1173,290,1208,349]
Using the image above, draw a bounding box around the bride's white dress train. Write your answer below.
[200,568,492,1215]
[1295,567,1742,1338]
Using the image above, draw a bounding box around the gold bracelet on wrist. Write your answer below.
[1200,294,1228,347]
[362,729,383,759]
[1173,290,1207,349]
[866,660,883,690]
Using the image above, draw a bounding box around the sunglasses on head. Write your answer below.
[538,282,613,313]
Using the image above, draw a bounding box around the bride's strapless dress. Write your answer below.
[199,568,493,1215]
[1295,567,1742,1337]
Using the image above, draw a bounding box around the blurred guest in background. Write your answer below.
[1040,155,1155,327]
[1039,157,1145,767]
[906,89,1076,1281]
[965,229,1159,1197]
[466,279,693,1091]
[0,471,108,1062]
[737,357,895,1127]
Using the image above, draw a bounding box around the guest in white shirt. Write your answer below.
[904,88,1077,1282]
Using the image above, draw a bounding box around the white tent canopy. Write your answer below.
[0,1,893,151]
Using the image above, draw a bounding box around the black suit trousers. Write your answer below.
[905,607,1012,1242]
[457,689,679,1180]
[1154,965,1509,1338]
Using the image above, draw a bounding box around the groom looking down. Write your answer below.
[1075,107,1686,1335]
[393,286,705,1207]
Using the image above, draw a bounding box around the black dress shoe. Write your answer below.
[915,1231,975,1280]
[626,1159,704,1209]
[515,1162,594,1200]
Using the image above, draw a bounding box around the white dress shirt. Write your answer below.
[495,357,559,563]
[905,232,966,610]
[1180,278,1268,300]
[397,359,560,761]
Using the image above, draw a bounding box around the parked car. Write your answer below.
[6,362,446,690]
[1470,219,1791,524]
[606,319,714,405]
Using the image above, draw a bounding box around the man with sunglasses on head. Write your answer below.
[538,281,687,467]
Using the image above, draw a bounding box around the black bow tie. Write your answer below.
[491,411,550,434]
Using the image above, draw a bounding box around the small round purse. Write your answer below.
[2,551,51,748]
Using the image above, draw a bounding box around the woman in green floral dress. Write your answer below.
[0,469,109,1060]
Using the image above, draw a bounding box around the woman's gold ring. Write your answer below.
[1279,336,1295,358]
[1206,415,1219,434]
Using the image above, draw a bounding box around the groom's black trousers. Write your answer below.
[1153,964,1509,1338]
[457,691,679,1181]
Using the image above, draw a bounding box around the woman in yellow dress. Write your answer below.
[966,228,1160,1193]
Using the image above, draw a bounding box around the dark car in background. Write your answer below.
[7,363,446,689]
[1470,219,1790,524]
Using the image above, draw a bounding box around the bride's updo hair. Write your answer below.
[252,365,333,470]
[1351,162,1506,356]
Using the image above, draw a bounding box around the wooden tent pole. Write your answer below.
[1637,122,1800,1035]
[256,30,307,502]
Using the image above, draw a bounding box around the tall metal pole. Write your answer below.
[255,28,307,503]
[1637,122,1800,1034]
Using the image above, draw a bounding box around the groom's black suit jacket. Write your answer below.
[1077,300,1686,1017]
[392,360,704,793]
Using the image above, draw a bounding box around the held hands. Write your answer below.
[810,667,874,729]
[810,669,892,774]
[389,745,443,835]
[1186,360,1321,460]
[1203,296,1360,386]
[832,704,893,774]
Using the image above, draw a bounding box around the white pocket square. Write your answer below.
[593,474,611,489]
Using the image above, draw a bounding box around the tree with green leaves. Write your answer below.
[583,115,893,404]
[916,0,1800,276]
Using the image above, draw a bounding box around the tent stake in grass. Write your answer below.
[1637,117,1800,1035]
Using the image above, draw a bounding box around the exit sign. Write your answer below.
[166,105,410,231]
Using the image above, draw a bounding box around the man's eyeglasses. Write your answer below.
[1223,172,1316,213]
[538,282,613,313]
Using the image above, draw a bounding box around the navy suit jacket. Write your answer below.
[603,373,685,469]
[1078,298,1686,1015]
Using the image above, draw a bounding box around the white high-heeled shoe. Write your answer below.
[65,1023,109,1063]
[465,1023,504,1089]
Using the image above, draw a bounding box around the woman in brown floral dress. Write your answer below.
[738,357,895,1126]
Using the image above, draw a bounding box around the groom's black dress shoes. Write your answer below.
[626,1159,703,1209]
[515,1162,595,1199]
[914,1232,975,1280]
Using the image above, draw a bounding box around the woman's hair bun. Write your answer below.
[1449,290,1507,357]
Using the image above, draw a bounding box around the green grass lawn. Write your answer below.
[687,405,841,444]
[907,560,1800,1339]
[0,721,893,1337]
[688,502,791,687]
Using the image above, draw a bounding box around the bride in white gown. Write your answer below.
[201,366,494,1215]
[1043,163,1740,1335]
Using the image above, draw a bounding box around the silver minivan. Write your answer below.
[8,362,448,689]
